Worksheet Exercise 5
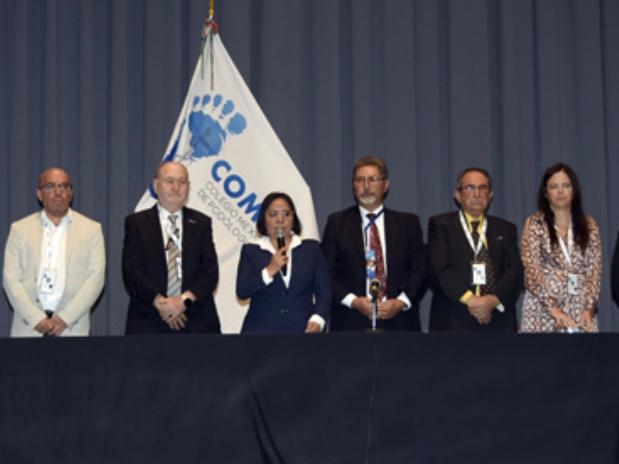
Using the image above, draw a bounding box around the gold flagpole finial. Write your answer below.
[209,0,215,20]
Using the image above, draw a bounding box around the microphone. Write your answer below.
[369,278,381,301]
[276,228,287,275]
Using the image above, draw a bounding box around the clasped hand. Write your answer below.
[352,297,405,320]
[154,295,187,331]
[34,314,68,336]
[467,295,499,325]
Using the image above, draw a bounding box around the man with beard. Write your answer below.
[321,156,426,331]
[3,167,106,337]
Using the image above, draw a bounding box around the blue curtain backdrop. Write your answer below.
[0,0,617,334]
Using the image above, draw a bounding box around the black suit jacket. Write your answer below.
[321,206,426,331]
[122,205,220,334]
[428,211,522,332]
[612,232,619,308]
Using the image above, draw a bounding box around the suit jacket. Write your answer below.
[236,239,331,333]
[3,211,106,337]
[428,211,522,332]
[612,232,619,308]
[321,206,426,331]
[122,205,220,334]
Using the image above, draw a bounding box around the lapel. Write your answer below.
[452,212,474,259]
[65,213,78,267]
[384,209,398,269]
[346,207,365,259]
[31,214,44,274]
[147,205,167,268]
[485,216,502,268]
[181,207,195,252]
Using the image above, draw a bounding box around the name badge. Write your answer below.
[567,273,580,295]
[365,249,377,279]
[39,268,57,294]
[176,257,182,280]
[471,262,486,286]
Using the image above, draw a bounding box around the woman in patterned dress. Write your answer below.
[520,163,602,333]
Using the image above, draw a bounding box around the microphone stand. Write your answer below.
[370,290,378,331]
[367,280,382,332]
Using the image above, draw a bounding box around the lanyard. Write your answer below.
[363,208,385,249]
[458,210,486,258]
[555,224,573,265]
[166,219,183,251]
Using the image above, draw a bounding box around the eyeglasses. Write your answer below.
[39,183,73,192]
[267,210,293,219]
[353,176,385,185]
[160,178,188,187]
[458,184,490,194]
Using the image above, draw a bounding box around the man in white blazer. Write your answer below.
[3,167,105,337]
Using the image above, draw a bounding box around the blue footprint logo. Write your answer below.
[188,94,247,158]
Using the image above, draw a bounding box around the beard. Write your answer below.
[357,194,377,208]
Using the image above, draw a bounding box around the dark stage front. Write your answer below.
[1,333,618,463]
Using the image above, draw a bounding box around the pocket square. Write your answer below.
[495,235,504,241]
[188,218,197,224]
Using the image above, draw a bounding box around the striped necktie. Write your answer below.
[166,214,181,296]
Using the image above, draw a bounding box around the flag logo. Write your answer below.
[188,94,247,158]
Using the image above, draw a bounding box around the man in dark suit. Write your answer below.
[612,232,619,308]
[321,156,426,331]
[428,167,522,331]
[123,161,220,334]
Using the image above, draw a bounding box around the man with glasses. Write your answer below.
[3,167,105,336]
[428,167,522,331]
[322,156,426,331]
[122,161,220,334]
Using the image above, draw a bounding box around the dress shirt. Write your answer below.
[37,210,73,312]
[158,205,183,254]
[340,205,411,310]
[458,211,504,312]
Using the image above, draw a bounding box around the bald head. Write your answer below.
[154,161,190,213]
[36,167,73,224]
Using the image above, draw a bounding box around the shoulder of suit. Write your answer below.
[300,238,320,247]
[70,210,102,228]
[429,211,458,224]
[125,206,156,223]
[183,206,210,223]
[326,206,358,222]
[486,214,517,230]
[10,211,41,230]
[384,208,420,222]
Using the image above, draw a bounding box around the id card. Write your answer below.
[365,249,377,279]
[567,273,580,295]
[471,262,487,286]
[39,268,56,294]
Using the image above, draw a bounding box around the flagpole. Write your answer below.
[200,0,218,89]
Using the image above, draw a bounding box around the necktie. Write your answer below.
[166,214,181,296]
[367,213,387,299]
[470,219,496,296]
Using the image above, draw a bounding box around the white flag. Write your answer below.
[135,27,318,333]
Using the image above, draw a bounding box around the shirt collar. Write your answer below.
[157,204,183,221]
[358,204,385,220]
[461,210,486,233]
[257,234,302,253]
[40,208,73,227]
